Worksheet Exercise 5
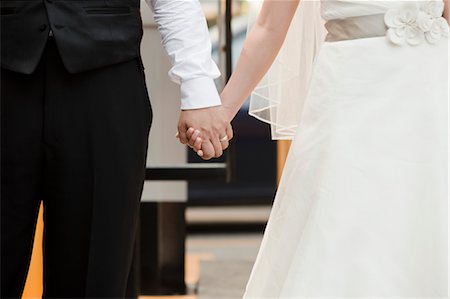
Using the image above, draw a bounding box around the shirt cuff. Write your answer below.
[180,77,222,110]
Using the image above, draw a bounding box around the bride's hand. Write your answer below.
[186,121,233,158]
[185,127,203,152]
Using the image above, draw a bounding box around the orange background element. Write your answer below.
[277,140,292,183]
[22,202,44,298]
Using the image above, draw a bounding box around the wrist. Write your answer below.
[220,93,239,122]
[222,104,237,122]
[181,104,222,112]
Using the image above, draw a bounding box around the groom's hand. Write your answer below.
[177,106,233,160]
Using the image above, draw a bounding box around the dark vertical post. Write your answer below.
[138,202,187,295]
[157,202,187,293]
[225,0,235,183]
[225,0,232,80]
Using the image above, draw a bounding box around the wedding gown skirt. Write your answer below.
[243,3,449,298]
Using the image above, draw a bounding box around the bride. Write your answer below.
[186,0,449,297]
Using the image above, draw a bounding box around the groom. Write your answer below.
[1,0,230,297]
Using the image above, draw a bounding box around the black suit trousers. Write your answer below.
[1,37,152,298]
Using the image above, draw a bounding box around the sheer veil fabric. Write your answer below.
[248,0,326,140]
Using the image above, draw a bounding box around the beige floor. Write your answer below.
[140,234,263,299]
[141,206,268,299]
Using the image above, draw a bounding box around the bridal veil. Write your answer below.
[248,0,326,140]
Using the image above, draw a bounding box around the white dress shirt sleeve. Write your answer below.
[146,0,222,110]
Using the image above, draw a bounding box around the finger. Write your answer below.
[175,132,180,139]
[211,137,223,158]
[186,127,195,140]
[194,137,203,151]
[189,130,201,147]
[220,139,230,151]
[177,124,189,144]
[197,150,204,157]
[200,141,215,160]
[226,124,234,141]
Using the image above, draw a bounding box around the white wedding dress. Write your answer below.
[244,0,449,297]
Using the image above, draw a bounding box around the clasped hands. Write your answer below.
[176,105,234,160]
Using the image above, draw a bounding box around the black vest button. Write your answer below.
[39,24,47,32]
[46,0,53,3]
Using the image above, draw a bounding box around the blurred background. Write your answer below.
[22,1,292,298]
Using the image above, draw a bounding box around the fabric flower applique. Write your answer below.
[385,0,449,46]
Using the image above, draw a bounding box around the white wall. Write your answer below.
[140,2,188,202]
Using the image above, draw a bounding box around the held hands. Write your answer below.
[176,105,234,160]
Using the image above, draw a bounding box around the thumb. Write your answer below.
[177,119,189,145]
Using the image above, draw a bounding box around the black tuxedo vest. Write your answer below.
[0,0,143,74]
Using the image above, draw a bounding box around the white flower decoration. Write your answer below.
[425,17,449,43]
[421,0,445,18]
[385,3,424,45]
[385,0,448,46]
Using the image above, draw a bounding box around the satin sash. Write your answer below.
[325,13,387,42]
